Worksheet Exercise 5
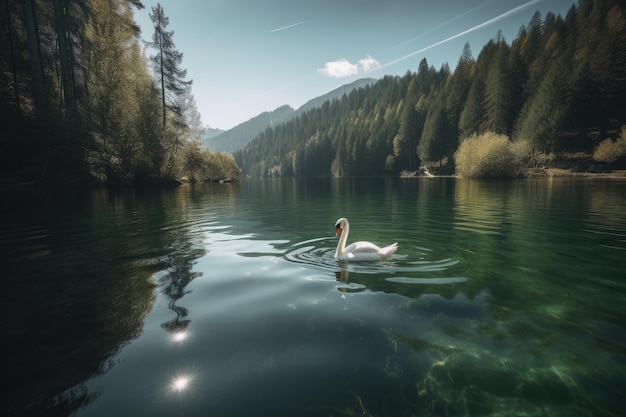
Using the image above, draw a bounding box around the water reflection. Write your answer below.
[170,375,191,392]
[170,330,188,344]
[285,237,468,300]
[3,179,625,417]
[167,372,195,395]
[0,184,241,416]
[0,187,167,416]
[454,179,516,235]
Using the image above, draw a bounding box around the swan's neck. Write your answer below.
[335,222,349,258]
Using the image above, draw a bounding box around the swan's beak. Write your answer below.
[335,226,342,236]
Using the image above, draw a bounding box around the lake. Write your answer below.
[2,177,625,417]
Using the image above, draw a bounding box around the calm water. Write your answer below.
[2,178,625,417]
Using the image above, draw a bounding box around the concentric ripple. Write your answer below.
[284,237,467,288]
[283,237,338,271]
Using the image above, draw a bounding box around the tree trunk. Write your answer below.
[52,0,76,117]
[5,0,21,109]
[21,0,47,115]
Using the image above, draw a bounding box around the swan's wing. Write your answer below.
[339,241,398,261]
[342,251,384,261]
[344,241,381,253]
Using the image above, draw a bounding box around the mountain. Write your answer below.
[203,105,295,153]
[234,1,626,178]
[203,78,376,153]
[203,127,225,140]
[295,78,376,115]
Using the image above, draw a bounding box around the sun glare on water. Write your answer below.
[166,371,196,397]
[162,367,201,400]
[171,331,188,343]
[171,375,191,392]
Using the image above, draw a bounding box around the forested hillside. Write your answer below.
[204,105,295,153]
[235,0,626,177]
[0,0,241,185]
[205,78,375,154]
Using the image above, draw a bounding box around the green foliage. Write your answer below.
[235,67,449,177]
[2,0,624,181]
[181,141,242,182]
[512,65,572,150]
[233,0,625,178]
[454,132,530,178]
[0,0,240,185]
[419,98,449,164]
[148,3,192,129]
[482,33,514,135]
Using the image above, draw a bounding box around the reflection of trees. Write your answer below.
[453,179,513,237]
[586,181,626,251]
[154,183,241,337]
[1,184,239,416]
[2,188,160,416]
[453,178,626,324]
[158,262,202,335]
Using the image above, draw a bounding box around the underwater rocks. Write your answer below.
[417,351,573,416]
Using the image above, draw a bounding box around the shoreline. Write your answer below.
[400,168,626,179]
[524,168,626,179]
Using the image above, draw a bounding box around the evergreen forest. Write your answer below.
[0,0,241,186]
[235,0,626,178]
[2,0,625,183]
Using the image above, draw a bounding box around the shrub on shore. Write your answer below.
[593,126,626,167]
[455,132,530,178]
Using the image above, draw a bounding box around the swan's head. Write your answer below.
[335,218,348,236]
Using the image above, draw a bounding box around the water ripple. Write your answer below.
[283,237,338,271]
[283,238,466,288]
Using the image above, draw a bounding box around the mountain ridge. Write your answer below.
[203,78,376,153]
[233,1,626,178]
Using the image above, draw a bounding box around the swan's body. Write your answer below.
[334,218,398,261]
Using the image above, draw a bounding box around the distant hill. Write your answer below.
[234,2,626,178]
[203,127,225,140]
[203,78,376,153]
[203,105,295,153]
[294,78,376,115]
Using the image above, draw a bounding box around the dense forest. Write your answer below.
[0,0,241,186]
[235,0,626,178]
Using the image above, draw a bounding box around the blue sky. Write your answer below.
[134,0,577,130]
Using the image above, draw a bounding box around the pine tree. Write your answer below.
[445,42,474,139]
[148,3,192,130]
[482,31,513,135]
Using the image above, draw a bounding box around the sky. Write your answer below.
[133,0,577,131]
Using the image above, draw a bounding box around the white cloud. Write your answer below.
[318,56,381,78]
[317,59,359,78]
[358,55,381,73]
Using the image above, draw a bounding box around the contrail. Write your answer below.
[270,21,308,33]
[394,0,497,49]
[382,0,541,69]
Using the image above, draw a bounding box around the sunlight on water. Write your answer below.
[170,331,188,344]
[2,179,625,417]
[170,376,191,393]
[165,369,197,398]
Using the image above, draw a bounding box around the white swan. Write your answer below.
[334,217,398,261]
